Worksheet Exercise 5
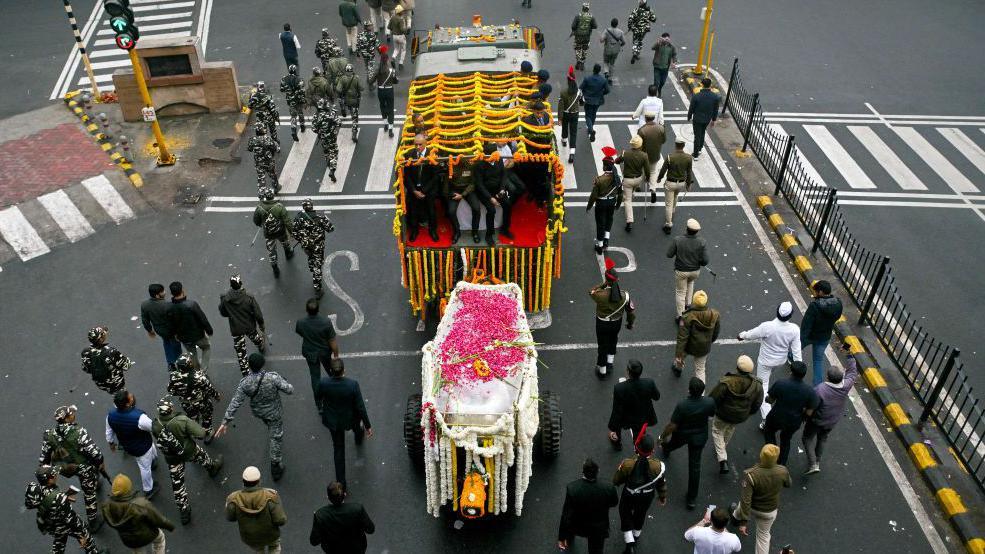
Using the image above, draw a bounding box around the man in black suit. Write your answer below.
[403,133,440,242]
[316,358,372,488]
[295,298,340,402]
[608,359,660,450]
[473,141,516,246]
[557,458,619,554]
[309,481,375,553]
[686,77,721,159]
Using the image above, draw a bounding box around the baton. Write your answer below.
[705,266,718,282]
[642,180,649,222]
[99,467,112,483]
[250,227,261,247]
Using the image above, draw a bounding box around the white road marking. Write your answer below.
[37,190,95,243]
[590,124,616,176]
[277,132,317,194]
[198,0,214,53]
[364,129,399,191]
[77,74,115,86]
[96,20,191,36]
[131,2,196,13]
[802,124,877,189]
[88,49,130,59]
[0,207,50,261]
[938,128,985,177]
[211,194,392,202]
[319,138,357,193]
[50,0,104,99]
[89,58,134,71]
[324,251,365,336]
[767,124,828,189]
[82,175,134,224]
[671,124,724,188]
[206,205,395,213]
[848,126,926,190]
[93,30,190,47]
[552,126,578,189]
[594,246,636,275]
[126,10,193,22]
[894,126,980,193]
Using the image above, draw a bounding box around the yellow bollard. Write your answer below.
[694,0,715,75]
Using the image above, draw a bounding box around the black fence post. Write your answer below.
[721,57,738,117]
[811,188,837,253]
[858,256,890,326]
[918,349,961,428]
[774,136,795,196]
[740,93,759,153]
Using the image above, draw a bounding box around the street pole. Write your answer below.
[61,0,100,98]
[127,49,175,166]
[693,0,715,75]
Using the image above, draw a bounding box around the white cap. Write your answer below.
[778,301,793,317]
[686,218,701,231]
[242,466,261,482]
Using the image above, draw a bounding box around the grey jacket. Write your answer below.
[222,371,294,423]
[601,27,625,57]
[666,234,709,272]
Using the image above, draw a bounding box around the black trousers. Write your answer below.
[568,535,605,554]
[377,87,394,127]
[305,351,332,404]
[692,121,710,155]
[594,201,616,243]
[329,425,364,487]
[408,193,436,233]
[477,194,512,233]
[560,112,578,150]
[619,490,655,532]
[763,418,800,466]
[662,434,706,502]
[447,194,482,232]
[595,317,622,369]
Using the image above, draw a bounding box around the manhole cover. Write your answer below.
[182,192,202,205]
[212,138,234,148]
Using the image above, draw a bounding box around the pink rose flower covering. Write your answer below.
[438,289,526,389]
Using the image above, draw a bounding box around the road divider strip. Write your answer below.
[63,91,143,188]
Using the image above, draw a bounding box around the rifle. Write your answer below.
[250,227,262,247]
[99,466,112,484]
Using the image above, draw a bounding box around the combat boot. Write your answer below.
[88,514,104,533]
[292,130,299,142]
[284,247,295,260]
[208,454,224,478]
[315,286,325,299]
[300,122,306,133]
[271,461,285,482]
[272,264,281,278]
[180,509,191,525]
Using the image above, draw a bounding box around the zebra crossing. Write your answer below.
[0,174,147,268]
[51,0,212,99]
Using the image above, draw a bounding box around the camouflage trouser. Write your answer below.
[265,235,291,265]
[632,33,646,57]
[304,242,326,292]
[261,415,285,464]
[348,106,360,140]
[50,515,98,554]
[182,399,216,432]
[233,331,265,376]
[574,39,590,64]
[320,134,339,171]
[168,445,215,514]
[319,57,330,73]
[254,160,278,188]
[76,465,100,524]
[288,104,306,136]
[362,57,377,90]
[258,114,279,143]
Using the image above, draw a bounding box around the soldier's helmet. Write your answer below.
[330,44,344,57]
[313,67,323,76]
[157,398,175,416]
[344,63,354,73]
[175,352,197,372]
[256,81,266,92]
[363,20,373,28]
[582,2,590,10]
[288,64,298,75]
[258,186,276,201]
[35,465,58,484]
[254,122,267,135]
[54,405,78,422]
[321,28,330,38]
[88,325,108,345]
[302,198,314,211]
[316,98,329,111]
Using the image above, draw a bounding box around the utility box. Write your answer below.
[112,36,241,122]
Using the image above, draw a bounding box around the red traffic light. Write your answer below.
[115,34,136,50]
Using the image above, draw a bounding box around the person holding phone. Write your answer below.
[684,506,741,553]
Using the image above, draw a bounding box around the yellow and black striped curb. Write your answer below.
[757,196,985,554]
[63,90,143,188]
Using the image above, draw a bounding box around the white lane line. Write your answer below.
[566,191,734,197]
[767,124,828,189]
[77,74,115,86]
[552,126,578,189]
[206,205,395,213]
[89,49,130,59]
[569,200,738,208]
[132,1,196,12]
[211,194,393,202]
[124,10,193,22]
[51,0,104,99]
[37,191,95,243]
[89,58,134,71]
[198,0,214,53]
[0,207,50,261]
[848,126,926,190]
[938,128,985,177]
[364,129,400,191]
[894,127,980,193]
[319,138,356,193]
[671,124,724,188]
[839,200,985,209]
[95,20,191,36]
[590,124,615,176]
[277,132,317,194]
[838,191,985,200]
[82,175,135,224]
[802,125,877,189]
[93,30,190,47]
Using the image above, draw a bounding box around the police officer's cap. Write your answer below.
[88,326,108,345]
[674,137,686,146]
[258,186,275,201]
[36,465,58,483]
[54,405,78,422]
[175,352,196,371]
[302,198,314,211]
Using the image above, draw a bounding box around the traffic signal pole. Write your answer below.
[693,0,715,75]
[128,49,175,166]
[61,0,100,98]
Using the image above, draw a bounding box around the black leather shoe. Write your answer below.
[271,462,285,482]
[625,223,632,233]
[594,245,604,254]
[568,153,575,164]
[429,229,439,242]
[720,460,730,474]
[662,224,672,235]
[180,510,191,525]
[409,229,419,242]
[500,229,514,240]
[486,234,496,246]
[472,231,480,244]
[451,230,461,243]
[329,170,337,182]
[686,500,697,510]
[272,264,280,278]
[284,248,294,260]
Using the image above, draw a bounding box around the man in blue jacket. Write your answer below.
[316,358,373,489]
[106,391,159,498]
[279,23,301,69]
[686,78,720,159]
[580,63,610,143]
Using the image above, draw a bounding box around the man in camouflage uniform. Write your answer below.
[571,3,598,70]
[26,465,106,554]
[355,21,380,91]
[219,274,267,375]
[627,0,657,64]
[168,353,221,433]
[307,67,332,107]
[215,353,295,481]
[247,123,280,191]
[325,44,351,117]
[293,198,335,299]
[248,81,280,144]
[151,399,224,524]
[312,98,343,182]
[336,63,364,142]
[253,187,294,278]
[80,325,132,395]
[314,29,336,73]
[279,65,307,142]
[39,406,107,532]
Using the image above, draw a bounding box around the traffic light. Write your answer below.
[104,0,139,50]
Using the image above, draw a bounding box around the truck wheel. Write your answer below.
[534,390,562,460]
[404,393,425,468]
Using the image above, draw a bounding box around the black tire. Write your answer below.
[534,390,562,460]
[404,393,425,469]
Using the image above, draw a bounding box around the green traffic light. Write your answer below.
[110,17,129,32]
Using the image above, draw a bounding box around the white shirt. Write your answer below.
[739,318,803,366]
[684,526,742,554]
[105,413,154,445]
[632,96,664,126]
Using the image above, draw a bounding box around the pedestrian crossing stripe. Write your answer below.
[847,126,925,190]
[37,190,94,243]
[0,206,50,261]
[803,125,877,189]
[365,130,400,192]
[893,127,980,193]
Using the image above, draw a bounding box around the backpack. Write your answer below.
[85,347,113,383]
[258,206,284,237]
[36,489,61,535]
[624,456,663,495]
[574,13,594,39]
[153,418,186,458]
[46,427,85,477]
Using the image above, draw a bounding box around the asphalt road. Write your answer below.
[2,0,977,552]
